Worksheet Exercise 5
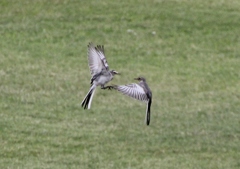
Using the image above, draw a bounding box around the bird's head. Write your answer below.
[111,70,120,76]
[134,76,146,82]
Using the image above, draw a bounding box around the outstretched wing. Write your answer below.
[96,45,109,70]
[114,83,148,103]
[88,43,109,76]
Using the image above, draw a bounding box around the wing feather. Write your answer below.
[96,45,109,70]
[88,43,109,76]
[115,83,148,102]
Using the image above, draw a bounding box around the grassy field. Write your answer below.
[0,0,240,168]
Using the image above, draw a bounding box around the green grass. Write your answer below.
[0,0,240,168]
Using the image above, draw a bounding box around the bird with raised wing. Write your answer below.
[111,77,152,125]
[81,43,119,109]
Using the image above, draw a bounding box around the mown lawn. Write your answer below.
[0,0,239,168]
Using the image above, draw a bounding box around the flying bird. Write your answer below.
[81,43,119,109]
[111,77,152,125]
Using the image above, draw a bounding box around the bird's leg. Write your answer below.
[101,85,114,90]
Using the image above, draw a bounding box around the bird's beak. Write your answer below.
[134,78,138,80]
[116,72,120,75]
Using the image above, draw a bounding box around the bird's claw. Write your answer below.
[101,86,114,90]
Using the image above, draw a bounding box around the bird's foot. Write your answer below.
[101,86,114,90]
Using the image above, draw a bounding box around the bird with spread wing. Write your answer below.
[111,77,152,125]
[81,43,119,109]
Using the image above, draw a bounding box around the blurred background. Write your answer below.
[0,0,239,168]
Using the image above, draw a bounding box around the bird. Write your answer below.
[81,43,119,109]
[111,77,152,125]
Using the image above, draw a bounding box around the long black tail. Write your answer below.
[146,98,152,125]
[81,86,96,109]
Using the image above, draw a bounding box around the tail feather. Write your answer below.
[145,98,151,125]
[87,89,96,109]
[81,86,96,109]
